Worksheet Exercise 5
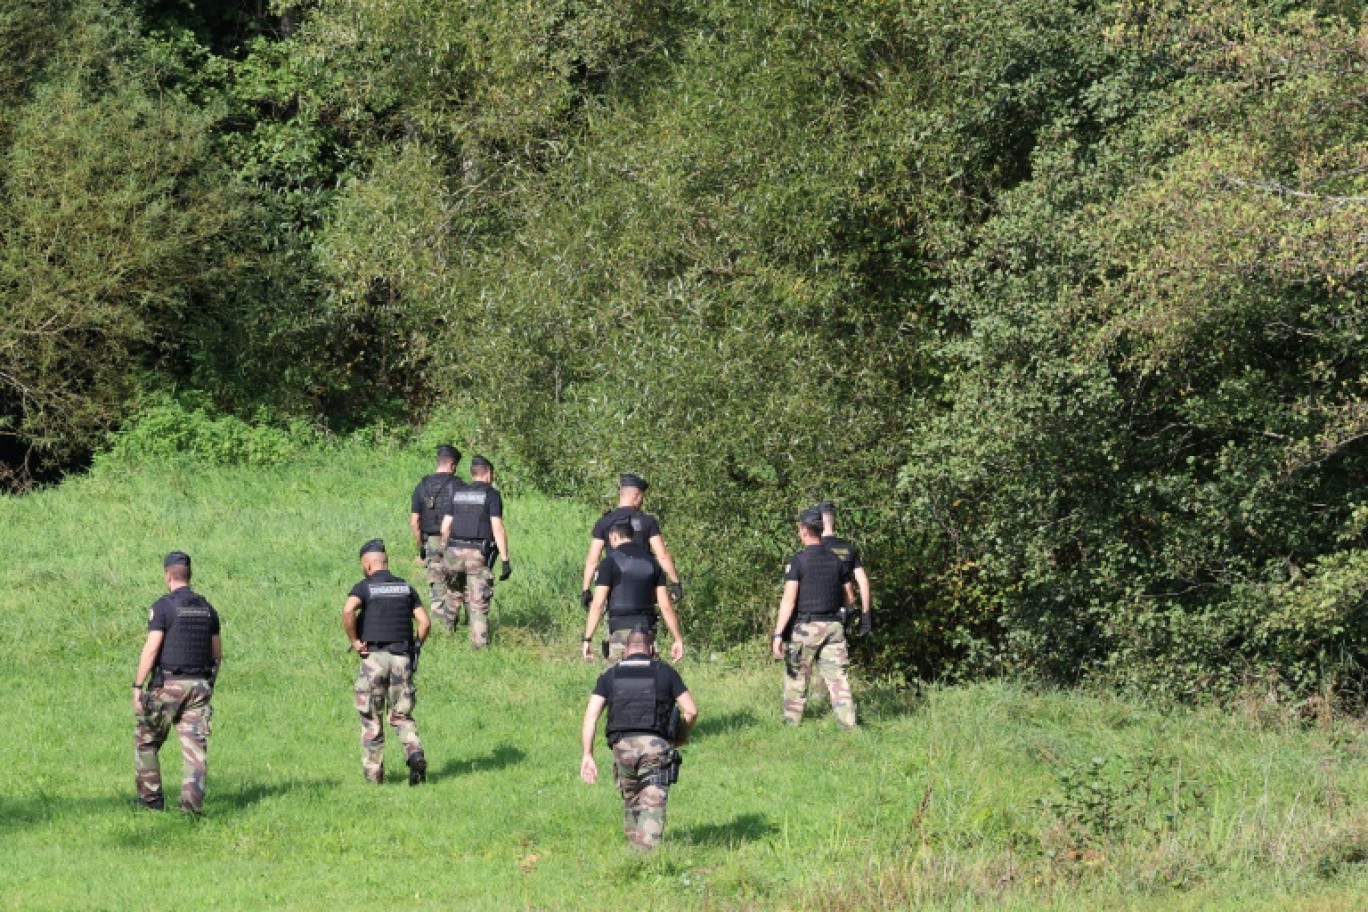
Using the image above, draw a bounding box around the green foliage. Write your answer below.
[902,2,1368,697]
[95,396,322,468]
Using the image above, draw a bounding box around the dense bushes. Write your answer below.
[8,0,1368,698]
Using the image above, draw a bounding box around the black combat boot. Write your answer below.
[132,795,165,811]
[407,751,427,786]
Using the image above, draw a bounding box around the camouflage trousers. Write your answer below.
[612,734,672,852]
[439,544,493,648]
[423,534,448,616]
[135,678,213,813]
[783,620,857,729]
[354,651,423,783]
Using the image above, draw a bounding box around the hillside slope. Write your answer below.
[1,452,1367,910]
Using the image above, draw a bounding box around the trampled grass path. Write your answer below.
[2,451,1368,910]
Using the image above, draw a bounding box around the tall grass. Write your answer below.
[1,450,1367,910]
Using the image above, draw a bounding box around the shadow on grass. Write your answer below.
[214,778,336,812]
[435,744,526,780]
[678,813,777,847]
[0,793,130,832]
[692,710,757,739]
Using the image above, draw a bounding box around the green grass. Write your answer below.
[3,448,1368,910]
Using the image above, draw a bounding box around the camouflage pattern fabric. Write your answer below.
[134,678,213,813]
[783,620,857,729]
[424,534,453,627]
[443,544,493,648]
[354,650,423,783]
[603,628,635,665]
[611,734,672,852]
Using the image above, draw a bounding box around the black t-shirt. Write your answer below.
[149,592,221,635]
[821,534,863,574]
[472,483,504,519]
[594,543,667,590]
[592,660,688,701]
[592,507,661,545]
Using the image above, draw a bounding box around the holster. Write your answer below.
[648,749,682,788]
[480,539,497,563]
[150,665,165,688]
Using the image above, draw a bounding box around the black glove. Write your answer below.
[419,543,427,560]
[581,589,593,610]
[500,560,512,581]
[668,581,683,602]
[860,612,873,636]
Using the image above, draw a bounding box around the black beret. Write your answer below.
[816,500,836,514]
[799,508,823,526]
[619,473,648,491]
[471,455,493,470]
[163,551,191,569]
[436,445,460,462]
[359,539,386,558]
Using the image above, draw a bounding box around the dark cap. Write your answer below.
[816,500,836,515]
[799,508,823,527]
[436,444,460,463]
[471,455,493,471]
[359,539,386,558]
[619,473,648,492]
[163,551,191,569]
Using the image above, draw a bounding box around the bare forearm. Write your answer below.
[491,519,509,562]
[659,593,684,644]
[581,710,599,755]
[652,538,680,584]
[855,570,871,613]
[134,642,160,687]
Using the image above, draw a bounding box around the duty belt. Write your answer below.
[794,613,840,624]
[364,641,411,654]
[607,611,656,632]
[447,538,491,548]
[164,670,213,679]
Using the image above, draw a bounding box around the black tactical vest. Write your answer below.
[158,588,216,675]
[417,472,459,535]
[356,572,415,644]
[446,483,494,542]
[606,658,672,743]
[794,545,845,620]
[822,535,858,575]
[607,546,659,631]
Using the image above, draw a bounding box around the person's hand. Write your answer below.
[132,688,144,715]
[499,560,512,581]
[581,589,593,610]
[860,612,873,636]
[668,581,683,602]
[582,639,594,662]
[671,640,685,663]
[771,635,785,660]
[580,754,598,784]
[353,639,370,657]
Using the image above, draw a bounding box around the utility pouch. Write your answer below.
[601,639,610,660]
[480,539,497,563]
[150,665,165,688]
[783,644,803,677]
[649,750,682,788]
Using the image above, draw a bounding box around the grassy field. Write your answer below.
[3,447,1368,910]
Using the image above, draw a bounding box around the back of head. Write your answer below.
[470,454,493,480]
[608,517,635,544]
[798,508,823,541]
[624,627,655,655]
[359,538,388,573]
[436,444,460,470]
[164,551,192,584]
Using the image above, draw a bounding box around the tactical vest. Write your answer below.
[607,547,659,631]
[606,658,673,743]
[356,573,415,644]
[446,484,493,543]
[794,546,845,620]
[158,588,216,676]
[607,511,648,546]
[417,472,458,535]
[822,535,857,574]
